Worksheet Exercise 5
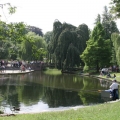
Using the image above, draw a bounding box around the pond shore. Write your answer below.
[0,70,120,117]
[79,72,120,84]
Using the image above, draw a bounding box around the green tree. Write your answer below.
[52,20,62,67]
[49,20,89,70]
[102,6,119,40]
[111,33,120,66]
[65,43,81,70]
[21,32,47,61]
[27,26,43,37]
[44,31,53,63]
[44,31,53,44]
[0,21,12,59]
[109,0,120,18]
[0,3,16,15]
[94,14,101,25]
[58,30,79,70]
[76,24,89,56]
[7,22,27,59]
[81,23,111,72]
[101,6,119,66]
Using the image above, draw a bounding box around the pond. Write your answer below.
[0,71,114,114]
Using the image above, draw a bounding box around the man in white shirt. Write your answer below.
[110,80,119,100]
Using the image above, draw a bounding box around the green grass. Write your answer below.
[1,101,120,120]
[43,68,62,75]
[96,72,120,82]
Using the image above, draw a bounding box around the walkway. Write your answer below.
[0,70,34,75]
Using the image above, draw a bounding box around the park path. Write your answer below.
[0,70,34,75]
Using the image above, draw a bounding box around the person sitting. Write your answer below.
[110,80,119,100]
[114,74,116,78]
[28,67,31,71]
[106,72,111,78]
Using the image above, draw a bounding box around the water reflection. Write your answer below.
[0,71,111,113]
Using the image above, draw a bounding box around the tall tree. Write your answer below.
[27,26,43,37]
[81,23,112,72]
[21,32,47,61]
[44,31,53,63]
[102,6,119,40]
[109,0,120,18]
[44,31,53,44]
[7,22,27,59]
[76,24,89,55]
[94,14,101,25]
[49,20,89,70]
[101,6,119,67]
[58,30,79,70]
[111,33,120,65]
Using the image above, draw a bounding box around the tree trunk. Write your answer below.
[96,60,99,73]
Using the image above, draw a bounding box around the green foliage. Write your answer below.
[76,24,89,54]
[8,6,16,14]
[94,14,101,25]
[49,20,89,70]
[81,23,112,72]
[110,0,120,18]
[21,32,47,61]
[0,3,16,15]
[83,65,89,72]
[8,22,27,43]
[102,6,119,40]
[27,26,43,37]
[111,33,120,65]
[0,21,12,59]
[65,43,81,69]
[44,31,53,44]
[0,21,46,61]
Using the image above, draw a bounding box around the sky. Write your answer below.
[0,0,119,34]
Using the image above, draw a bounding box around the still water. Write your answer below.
[0,71,112,113]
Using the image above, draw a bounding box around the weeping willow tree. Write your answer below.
[21,32,47,61]
[58,30,79,70]
[48,20,89,71]
[76,24,89,55]
[111,33,120,66]
[51,20,62,66]
[65,43,81,70]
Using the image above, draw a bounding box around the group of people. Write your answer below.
[0,60,6,72]
[100,68,116,78]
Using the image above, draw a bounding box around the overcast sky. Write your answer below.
[0,0,119,34]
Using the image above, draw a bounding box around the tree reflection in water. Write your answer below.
[0,71,111,113]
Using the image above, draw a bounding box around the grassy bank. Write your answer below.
[94,72,120,83]
[1,101,120,120]
[43,68,62,75]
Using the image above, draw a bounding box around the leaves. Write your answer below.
[21,32,47,61]
[109,0,120,18]
[48,21,89,70]
[81,23,112,72]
